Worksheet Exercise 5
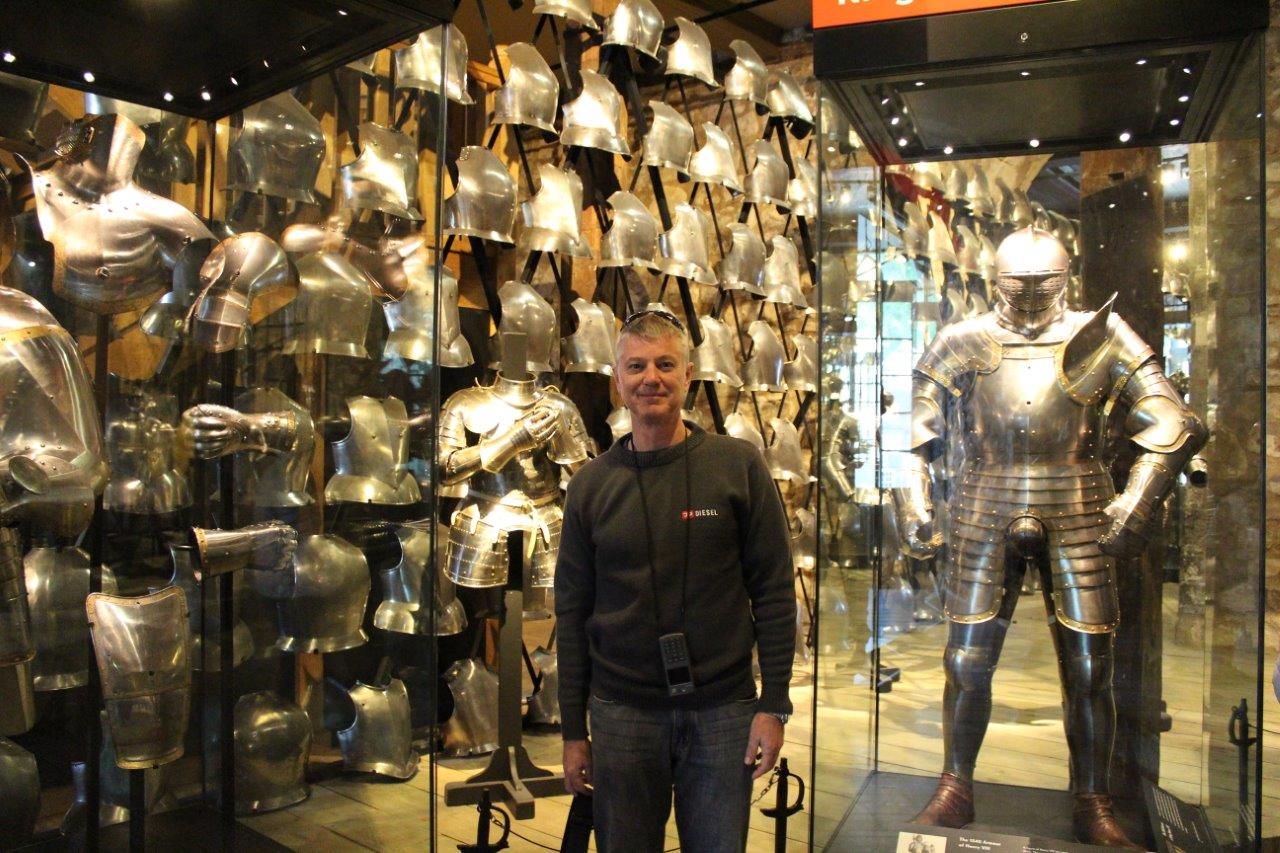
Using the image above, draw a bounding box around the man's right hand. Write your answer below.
[563,739,593,795]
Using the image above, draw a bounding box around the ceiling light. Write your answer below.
[230,76,239,86]
[200,90,211,101]
[1135,58,1147,66]
[337,8,348,14]
[262,59,270,68]
[1020,71,1030,77]
[82,70,95,82]
[1178,95,1190,103]
[1170,119,1181,127]
[1119,131,1132,143]
[1183,66,1193,74]
[890,116,900,126]
[1029,138,1040,148]
[897,138,908,148]
[1,52,14,63]
[943,145,954,155]
[162,91,173,102]
[914,81,924,87]
[880,97,890,106]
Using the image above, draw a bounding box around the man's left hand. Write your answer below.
[743,713,784,780]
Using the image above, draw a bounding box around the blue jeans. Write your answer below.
[588,695,756,853]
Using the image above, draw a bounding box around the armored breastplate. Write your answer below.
[333,679,419,779]
[766,418,811,484]
[373,524,429,635]
[234,387,315,508]
[526,646,560,725]
[445,388,564,502]
[227,92,326,203]
[268,534,369,654]
[442,659,499,756]
[104,403,190,515]
[395,25,473,105]
[24,546,90,691]
[562,298,617,375]
[784,334,817,393]
[325,396,421,505]
[384,247,473,367]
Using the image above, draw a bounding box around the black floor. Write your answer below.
[826,771,1150,852]
[21,804,289,852]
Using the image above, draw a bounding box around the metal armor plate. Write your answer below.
[641,102,695,176]
[783,334,817,393]
[725,40,767,106]
[325,396,421,505]
[24,546,90,691]
[532,0,600,29]
[762,236,807,307]
[282,252,374,359]
[766,71,813,126]
[493,43,558,135]
[746,140,788,208]
[560,70,630,158]
[724,412,765,453]
[603,0,663,58]
[227,92,326,203]
[233,387,316,508]
[766,418,811,484]
[658,203,716,286]
[717,223,766,294]
[689,123,741,194]
[339,122,422,221]
[103,392,190,515]
[741,320,786,391]
[0,737,38,846]
[190,232,291,353]
[86,588,191,769]
[443,146,518,245]
[234,691,311,814]
[601,191,660,270]
[270,534,370,653]
[520,164,591,258]
[488,281,558,373]
[333,679,419,779]
[372,524,430,635]
[527,646,560,725]
[666,18,718,88]
[394,25,473,104]
[446,496,563,589]
[562,298,618,375]
[691,316,742,387]
[442,659,500,756]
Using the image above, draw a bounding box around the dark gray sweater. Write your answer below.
[554,423,796,741]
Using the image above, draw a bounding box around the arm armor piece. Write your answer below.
[909,372,948,460]
[821,411,859,499]
[892,452,941,559]
[913,321,1001,399]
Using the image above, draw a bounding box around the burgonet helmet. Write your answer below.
[725,40,767,107]
[339,122,422,221]
[603,0,663,59]
[665,17,718,89]
[688,123,741,193]
[600,191,660,271]
[519,164,591,259]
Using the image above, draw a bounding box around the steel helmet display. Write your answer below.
[560,69,631,157]
[338,122,422,221]
[394,25,473,105]
[665,17,717,89]
[641,101,694,175]
[725,40,767,107]
[688,123,741,193]
[491,42,558,136]
[600,190,660,271]
[602,0,663,59]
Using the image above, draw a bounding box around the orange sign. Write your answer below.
[813,0,1050,30]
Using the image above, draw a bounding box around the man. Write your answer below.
[555,309,796,852]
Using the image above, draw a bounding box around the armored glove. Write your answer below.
[190,521,299,579]
[182,404,299,458]
[1097,492,1154,558]
[477,403,561,473]
[892,455,943,560]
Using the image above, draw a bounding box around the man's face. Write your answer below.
[614,333,692,426]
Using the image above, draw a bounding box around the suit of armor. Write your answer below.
[898,228,1205,848]
[438,373,592,589]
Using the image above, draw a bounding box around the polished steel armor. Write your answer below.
[443,146,518,245]
[331,678,419,779]
[666,18,718,88]
[607,405,632,443]
[766,419,811,484]
[717,223,766,295]
[234,691,311,814]
[928,215,958,268]
[787,158,817,220]
[783,334,817,393]
[520,164,591,258]
[86,588,191,769]
[603,0,664,59]
[766,71,813,127]
[227,92,326,203]
[0,530,33,735]
[0,737,38,846]
[689,123,742,193]
[261,534,369,653]
[560,70,631,157]
[395,25,473,105]
[0,171,13,275]
[901,204,930,261]
[27,114,213,314]
[167,543,253,672]
[325,396,421,505]
[442,659,500,756]
[527,646,560,725]
[490,281,558,373]
[383,251,467,365]
[189,521,298,580]
[641,101,694,175]
[562,298,618,375]
[691,316,742,387]
[339,122,422,220]
[492,43,558,136]
[190,232,292,352]
[24,546,90,691]
[741,320,786,392]
[600,191,660,270]
[657,203,716,286]
[746,140,788,208]
[963,165,995,218]
[533,0,599,29]
[103,391,190,516]
[761,236,807,308]
[724,412,765,453]
[83,95,195,186]
[725,40,768,106]
[372,524,430,635]
[0,70,46,146]
[229,387,316,508]
[282,252,375,358]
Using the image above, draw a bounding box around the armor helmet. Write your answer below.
[227,92,326,204]
[25,546,90,691]
[964,165,995,218]
[762,236,807,308]
[0,737,38,846]
[945,162,970,202]
[741,320,786,391]
[745,140,788,208]
[786,158,817,219]
[724,412,765,453]
[1031,201,1052,232]
[442,659,499,756]
[85,588,192,769]
[641,101,694,175]
[532,0,599,30]
[955,224,980,278]
[339,122,422,220]
[0,71,47,146]
[766,71,813,128]
[234,691,311,814]
[527,647,560,725]
[665,18,718,89]
[443,146,517,245]
[561,70,631,157]
[766,418,811,483]
[725,40,767,107]
[691,316,742,387]
[600,191,660,270]
[520,164,591,258]
[994,227,1070,312]
[490,281,558,373]
[325,396,421,506]
[928,216,958,268]
[689,123,741,193]
[901,204,929,259]
[657,203,716,286]
[562,298,618,375]
[492,43,558,136]
[83,95,194,185]
[717,223,765,294]
[266,534,370,654]
[603,0,663,59]
[783,334,817,393]
[191,232,292,353]
[328,678,419,778]
[394,25,473,105]
[282,252,375,358]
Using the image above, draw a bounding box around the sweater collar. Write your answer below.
[615,421,706,468]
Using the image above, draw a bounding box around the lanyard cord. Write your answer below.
[630,429,692,634]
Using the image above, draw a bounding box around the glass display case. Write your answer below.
[812,2,1269,850]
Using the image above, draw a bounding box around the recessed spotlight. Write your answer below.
[881,97,890,106]
[943,145,954,155]
[890,116,900,126]
[1170,118,1181,127]
[1029,138,1040,147]
[1020,71,1030,77]
[1183,66,1193,74]
[162,91,174,102]
[262,59,270,68]
[1135,59,1147,66]
[1,52,14,64]
[337,7,348,14]
[230,76,239,86]
[1178,95,1190,103]
[200,90,212,102]
[301,44,307,52]
[914,81,925,87]
[897,137,909,148]
[1108,203,1117,209]
[1119,131,1132,143]
[82,71,95,83]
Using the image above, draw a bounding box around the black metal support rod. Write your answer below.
[128,770,146,852]
[218,351,236,829]
[85,314,110,852]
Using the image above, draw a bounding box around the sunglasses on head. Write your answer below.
[621,309,685,332]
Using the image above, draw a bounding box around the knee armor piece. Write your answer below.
[281,252,375,359]
[562,298,618,376]
[520,164,591,259]
[86,588,192,769]
[227,92,326,203]
[328,678,419,779]
[0,70,46,146]
[725,412,765,453]
[560,70,631,158]
[492,42,558,136]
[532,0,599,29]
[0,737,38,846]
[717,223,766,295]
[263,534,369,654]
[24,546,90,691]
[443,146,518,245]
[325,396,421,506]
[339,122,422,221]
[689,123,742,193]
[601,191,660,271]
[603,0,663,59]
[691,316,743,387]
[746,140,788,208]
[443,659,500,756]
[784,334,817,393]
[641,101,694,175]
[665,17,718,89]
[766,71,813,128]
[657,203,717,286]
[234,691,311,814]
[762,236,808,308]
[190,232,292,353]
[527,646,561,725]
[741,320,786,392]
[394,25,473,105]
[725,40,768,107]
[786,158,818,220]
[766,418,812,484]
[489,281,558,374]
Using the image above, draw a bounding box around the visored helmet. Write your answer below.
[560,70,631,158]
[490,281,558,373]
[603,0,663,59]
[716,223,765,295]
[190,232,292,353]
[519,164,591,258]
[665,18,717,89]
[532,0,600,31]
[395,25,474,105]
[688,123,741,193]
[227,92,326,204]
[994,226,1069,312]
[641,101,694,175]
[745,140,787,208]
[443,146,517,244]
[339,122,422,220]
[725,40,767,107]
[600,191,660,271]
[492,43,558,136]
[657,203,716,286]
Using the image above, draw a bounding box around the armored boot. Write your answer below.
[1071,793,1143,849]
[910,773,974,828]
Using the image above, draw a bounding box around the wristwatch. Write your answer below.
[764,711,790,724]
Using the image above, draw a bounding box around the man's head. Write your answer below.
[994,226,1069,313]
[613,309,692,427]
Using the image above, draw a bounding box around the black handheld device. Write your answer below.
[659,632,695,697]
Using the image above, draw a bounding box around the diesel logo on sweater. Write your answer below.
[680,509,719,520]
